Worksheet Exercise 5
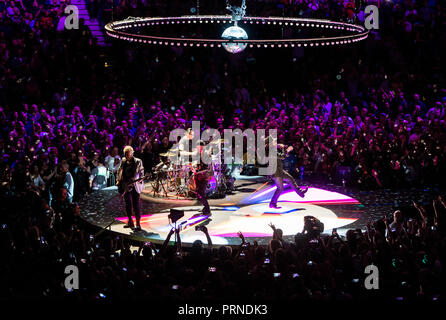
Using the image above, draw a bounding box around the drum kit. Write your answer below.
[150,140,236,199]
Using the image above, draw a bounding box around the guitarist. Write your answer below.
[116,146,144,230]
[194,140,212,216]
[265,136,308,209]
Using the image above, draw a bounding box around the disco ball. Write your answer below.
[221,25,248,54]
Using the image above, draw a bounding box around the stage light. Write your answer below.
[168,209,184,223]
[106,15,369,52]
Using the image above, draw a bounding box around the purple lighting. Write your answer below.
[248,186,360,205]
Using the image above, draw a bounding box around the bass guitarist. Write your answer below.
[116,145,145,230]
[194,140,213,216]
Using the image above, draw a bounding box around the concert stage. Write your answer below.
[79,177,437,246]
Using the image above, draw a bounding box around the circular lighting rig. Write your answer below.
[105,15,369,52]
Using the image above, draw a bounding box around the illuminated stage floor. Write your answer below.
[79,178,440,246]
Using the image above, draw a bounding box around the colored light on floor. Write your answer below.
[112,187,361,245]
[254,187,359,204]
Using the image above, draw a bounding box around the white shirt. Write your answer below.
[105,155,121,173]
[32,175,45,188]
[178,135,199,165]
[90,165,109,190]
[64,172,74,200]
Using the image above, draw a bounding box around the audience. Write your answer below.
[1,192,445,300]
[0,0,445,300]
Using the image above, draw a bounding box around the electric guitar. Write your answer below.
[117,173,150,195]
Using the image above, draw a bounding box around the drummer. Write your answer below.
[178,128,197,165]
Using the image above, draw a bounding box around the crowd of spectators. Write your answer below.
[1,191,445,300]
[0,0,103,107]
[1,0,446,301]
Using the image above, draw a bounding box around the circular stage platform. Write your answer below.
[79,177,440,246]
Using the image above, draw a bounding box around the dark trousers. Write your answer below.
[196,178,210,214]
[124,188,141,224]
[270,170,303,205]
[108,172,116,187]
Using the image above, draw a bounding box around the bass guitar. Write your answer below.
[117,173,150,195]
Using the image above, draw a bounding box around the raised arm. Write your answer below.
[332,228,345,245]
[438,195,446,209]
[234,231,248,259]
[237,231,246,245]
[175,227,182,253]
[365,220,374,243]
[268,222,277,239]
[201,226,213,249]
[43,167,57,182]
[433,199,440,227]
[413,201,427,228]
[159,228,175,255]
[371,169,382,188]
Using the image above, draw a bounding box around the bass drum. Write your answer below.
[188,175,217,198]
[206,176,217,197]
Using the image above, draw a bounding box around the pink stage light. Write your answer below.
[213,232,271,237]
[116,213,209,229]
[249,186,359,205]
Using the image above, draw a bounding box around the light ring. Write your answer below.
[105,15,369,48]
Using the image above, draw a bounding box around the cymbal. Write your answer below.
[209,139,225,144]
[159,151,177,157]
